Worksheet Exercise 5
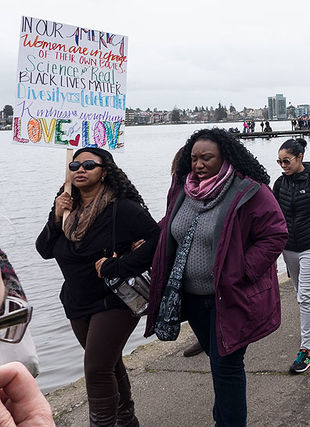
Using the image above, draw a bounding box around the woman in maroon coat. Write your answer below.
[146,128,288,426]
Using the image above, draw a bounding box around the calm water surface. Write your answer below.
[0,121,304,392]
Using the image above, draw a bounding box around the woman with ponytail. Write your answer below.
[274,138,310,374]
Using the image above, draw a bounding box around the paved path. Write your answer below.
[46,278,310,426]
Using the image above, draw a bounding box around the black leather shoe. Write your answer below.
[183,341,203,357]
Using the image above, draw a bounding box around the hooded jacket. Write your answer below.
[145,174,288,356]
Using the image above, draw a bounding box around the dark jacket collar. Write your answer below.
[282,162,310,181]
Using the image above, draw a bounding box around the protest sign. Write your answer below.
[13,16,127,150]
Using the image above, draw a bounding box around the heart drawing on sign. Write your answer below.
[69,134,80,146]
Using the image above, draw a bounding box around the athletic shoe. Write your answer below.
[289,349,310,374]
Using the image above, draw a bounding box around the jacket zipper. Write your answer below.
[217,291,228,351]
[291,182,296,237]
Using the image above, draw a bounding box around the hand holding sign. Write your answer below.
[55,192,73,224]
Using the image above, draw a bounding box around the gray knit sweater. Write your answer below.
[171,177,234,295]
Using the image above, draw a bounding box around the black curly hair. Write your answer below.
[176,128,270,185]
[103,159,148,209]
[69,147,148,210]
[279,138,307,158]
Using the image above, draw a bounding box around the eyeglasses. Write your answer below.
[69,160,104,171]
[0,296,33,343]
[276,157,296,166]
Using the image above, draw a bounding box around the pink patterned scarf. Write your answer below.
[184,160,234,200]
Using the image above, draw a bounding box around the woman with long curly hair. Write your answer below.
[145,128,288,426]
[36,147,159,426]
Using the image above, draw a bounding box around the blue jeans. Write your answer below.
[183,293,247,427]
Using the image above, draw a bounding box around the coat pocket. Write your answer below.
[246,269,272,297]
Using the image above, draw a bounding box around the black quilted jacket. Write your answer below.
[273,163,310,252]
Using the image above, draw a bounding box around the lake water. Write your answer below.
[0,121,303,393]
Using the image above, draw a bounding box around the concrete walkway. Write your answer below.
[46,277,310,426]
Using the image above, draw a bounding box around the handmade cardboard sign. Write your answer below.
[13,16,127,150]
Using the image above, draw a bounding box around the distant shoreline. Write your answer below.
[0,119,293,133]
[126,119,291,127]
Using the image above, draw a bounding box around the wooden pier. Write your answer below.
[235,129,310,139]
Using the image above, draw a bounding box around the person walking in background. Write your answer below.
[36,147,159,427]
[264,121,272,132]
[260,121,264,132]
[274,138,310,374]
[145,128,288,426]
[242,121,248,133]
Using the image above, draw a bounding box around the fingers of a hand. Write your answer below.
[57,194,73,209]
[0,363,54,425]
[96,255,116,277]
[61,199,73,210]
[57,192,70,201]
[95,258,106,269]
[131,240,145,251]
[96,266,103,278]
[0,398,15,427]
[95,260,104,276]
[4,397,54,427]
[0,389,9,405]
[0,363,40,402]
[95,262,102,274]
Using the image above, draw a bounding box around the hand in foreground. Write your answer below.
[55,192,73,223]
[95,252,117,278]
[131,239,145,251]
[0,362,55,426]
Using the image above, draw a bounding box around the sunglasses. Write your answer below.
[0,296,33,343]
[276,157,296,166]
[69,160,104,171]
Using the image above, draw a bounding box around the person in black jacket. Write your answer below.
[36,147,160,427]
[273,138,310,374]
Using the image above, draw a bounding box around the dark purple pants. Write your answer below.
[71,309,139,399]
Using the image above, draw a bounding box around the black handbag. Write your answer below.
[104,200,150,316]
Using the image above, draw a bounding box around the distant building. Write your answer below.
[253,108,264,120]
[135,112,151,125]
[268,94,287,120]
[226,110,242,121]
[295,104,310,117]
[150,111,170,124]
[125,108,135,126]
[286,104,296,119]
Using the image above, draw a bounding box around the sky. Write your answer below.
[1,0,310,111]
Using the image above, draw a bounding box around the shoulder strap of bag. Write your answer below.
[112,199,118,253]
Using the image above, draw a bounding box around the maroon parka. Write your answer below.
[145,174,288,356]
